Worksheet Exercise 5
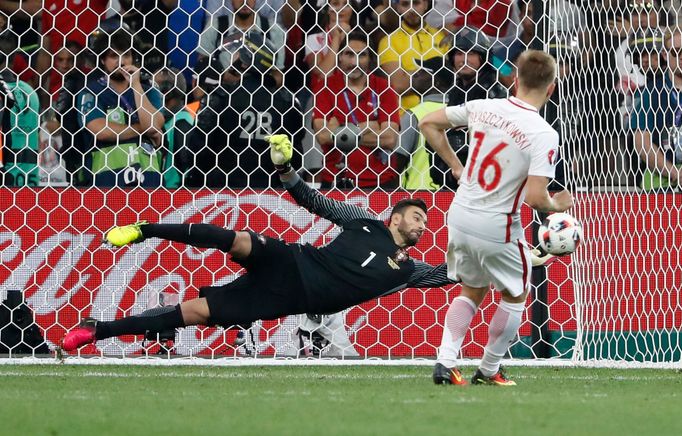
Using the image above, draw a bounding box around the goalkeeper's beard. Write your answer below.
[397,222,421,247]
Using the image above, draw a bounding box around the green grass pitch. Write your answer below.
[1,365,680,436]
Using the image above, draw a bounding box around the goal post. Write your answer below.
[0,0,680,367]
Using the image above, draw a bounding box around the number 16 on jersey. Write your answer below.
[468,131,508,192]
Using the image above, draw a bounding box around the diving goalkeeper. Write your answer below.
[62,135,452,351]
[61,135,554,353]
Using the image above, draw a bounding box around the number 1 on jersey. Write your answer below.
[361,251,376,267]
[468,131,508,192]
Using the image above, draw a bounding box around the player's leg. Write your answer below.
[105,222,252,257]
[61,298,211,351]
[435,231,489,385]
[471,289,527,387]
[434,284,488,385]
[471,240,532,386]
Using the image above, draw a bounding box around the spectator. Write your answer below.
[312,31,399,189]
[629,27,679,190]
[191,31,303,189]
[204,0,286,26]
[197,0,285,91]
[77,28,165,187]
[154,67,195,188]
[425,0,461,31]
[395,56,452,190]
[663,0,682,28]
[40,0,107,98]
[495,0,538,65]
[577,1,629,188]
[0,0,43,92]
[0,28,40,187]
[452,0,518,38]
[119,0,205,84]
[545,33,586,191]
[615,0,664,119]
[378,0,448,112]
[446,27,507,189]
[45,41,89,182]
[304,0,357,80]
[283,0,387,95]
[292,1,360,184]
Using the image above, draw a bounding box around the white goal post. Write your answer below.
[0,0,680,367]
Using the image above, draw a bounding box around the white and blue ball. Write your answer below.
[538,213,583,256]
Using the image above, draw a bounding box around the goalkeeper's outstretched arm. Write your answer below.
[267,135,374,226]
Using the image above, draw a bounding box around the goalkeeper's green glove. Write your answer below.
[530,248,555,267]
[265,134,293,174]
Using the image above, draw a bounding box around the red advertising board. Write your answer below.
[1,188,680,357]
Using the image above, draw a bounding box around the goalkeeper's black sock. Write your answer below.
[141,224,236,252]
[95,305,185,340]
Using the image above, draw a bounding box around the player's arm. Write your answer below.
[408,261,456,288]
[526,131,574,213]
[418,107,466,181]
[408,254,555,289]
[267,135,375,226]
[525,176,574,213]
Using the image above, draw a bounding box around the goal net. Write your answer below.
[0,0,680,366]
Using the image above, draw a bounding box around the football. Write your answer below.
[538,213,584,255]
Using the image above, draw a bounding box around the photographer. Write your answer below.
[77,26,165,187]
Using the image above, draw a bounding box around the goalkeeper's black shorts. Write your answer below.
[200,232,307,327]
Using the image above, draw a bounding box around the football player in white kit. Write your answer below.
[419,50,574,386]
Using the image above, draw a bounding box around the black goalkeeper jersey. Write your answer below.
[283,174,455,314]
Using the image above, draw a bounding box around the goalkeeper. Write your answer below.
[62,135,554,352]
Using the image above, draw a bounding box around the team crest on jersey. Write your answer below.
[387,248,409,270]
[393,248,409,262]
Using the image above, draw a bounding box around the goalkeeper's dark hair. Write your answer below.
[390,198,428,218]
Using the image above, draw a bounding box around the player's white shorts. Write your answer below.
[446,229,531,297]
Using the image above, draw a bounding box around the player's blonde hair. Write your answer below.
[516,50,556,91]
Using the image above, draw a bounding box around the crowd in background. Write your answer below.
[0,0,681,191]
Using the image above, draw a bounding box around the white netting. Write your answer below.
[0,0,680,366]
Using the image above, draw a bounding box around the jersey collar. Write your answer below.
[507,96,538,112]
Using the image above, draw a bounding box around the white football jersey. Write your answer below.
[445,96,559,243]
